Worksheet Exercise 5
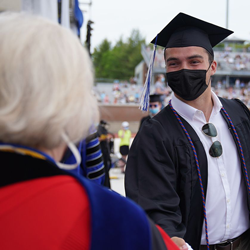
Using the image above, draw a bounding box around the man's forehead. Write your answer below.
[165,46,207,59]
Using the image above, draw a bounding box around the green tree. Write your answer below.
[92,30,145,80]
[92,39,112,78]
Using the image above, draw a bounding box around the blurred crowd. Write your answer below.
[95,81,143,105]
[213,78,250,108]
[95,76,250,109]
[215,52,250,71]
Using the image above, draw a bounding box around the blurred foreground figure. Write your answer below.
[0,12,178,250]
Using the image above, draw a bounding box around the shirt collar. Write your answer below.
[171,91,223,121]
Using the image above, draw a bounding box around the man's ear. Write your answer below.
[210,60,217,76]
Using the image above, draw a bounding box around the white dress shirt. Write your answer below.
[171,92,249,244]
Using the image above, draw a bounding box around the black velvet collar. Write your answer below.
[0,151,68,188]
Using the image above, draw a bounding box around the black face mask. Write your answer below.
[166,67,211,101]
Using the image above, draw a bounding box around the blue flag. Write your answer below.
[74,0,84,36]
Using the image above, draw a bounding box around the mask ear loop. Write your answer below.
[206,60,213,72]
[57,132,81,170]
[206,60,214,86]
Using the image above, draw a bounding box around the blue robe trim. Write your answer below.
[67,171,153,250]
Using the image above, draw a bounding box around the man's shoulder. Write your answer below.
[219,96,247,110]
[219,97,250,120]
[140,106,177,133]
[140,115,150,122]
[152,105,173,122]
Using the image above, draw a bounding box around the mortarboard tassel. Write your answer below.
[139,35,158,111]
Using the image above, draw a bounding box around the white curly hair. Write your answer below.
[0,12,99,149]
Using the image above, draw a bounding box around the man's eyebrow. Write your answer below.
[187,55,203,60]
[166,55,203,62]
[166,57,179,63]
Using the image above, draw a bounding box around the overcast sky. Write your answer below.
[80,0,250,52]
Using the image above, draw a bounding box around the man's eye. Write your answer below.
[191,60,200,64]
[168,62,177,66]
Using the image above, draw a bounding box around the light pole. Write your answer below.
[225,0,229,87]
[226,0,229,29]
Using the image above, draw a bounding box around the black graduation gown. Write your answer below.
[139,115,151,130]
[125,97,250,250]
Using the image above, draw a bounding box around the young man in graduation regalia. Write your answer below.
[125,13,250,250]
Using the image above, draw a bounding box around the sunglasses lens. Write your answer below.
[149,104,158,108]
[202,123,217,137]
[209,141,223,157]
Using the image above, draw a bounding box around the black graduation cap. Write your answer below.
[100,120,108,125]
[149,94,161,103]
[151,12,233,56]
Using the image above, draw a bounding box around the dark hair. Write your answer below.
[100,120,108,125]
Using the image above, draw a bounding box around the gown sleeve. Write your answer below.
[83,131,105,185]
[148,218,179,250]
[125,117,186,238]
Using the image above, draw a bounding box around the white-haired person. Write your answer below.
[0,12,179,250]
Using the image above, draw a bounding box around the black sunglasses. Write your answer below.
[202,123,223,158]
[149,104,159,108]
